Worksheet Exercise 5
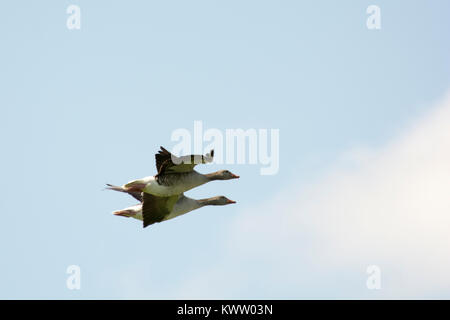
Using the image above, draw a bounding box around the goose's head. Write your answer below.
[202,196,236,206]
[217,196,236,205]
[215,170,240,180]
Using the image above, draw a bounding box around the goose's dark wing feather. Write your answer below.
[155,146,214,175]
[127,191,143,202]
[155,146,173,173]
[142,193,180,228]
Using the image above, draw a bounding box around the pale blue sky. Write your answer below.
[0,1,449,299]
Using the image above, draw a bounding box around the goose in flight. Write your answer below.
[112,194,236,227]
[107,146,239,197]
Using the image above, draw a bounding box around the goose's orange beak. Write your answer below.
[227,199,236,204]
[231,173,240,179]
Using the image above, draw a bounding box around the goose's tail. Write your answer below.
[113,209,133,218]
[106,183,143,202]
[106,183,126,193]
[113,204,143,220]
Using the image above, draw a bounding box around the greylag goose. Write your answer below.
[107,146,239,197]
[113,194,236,226]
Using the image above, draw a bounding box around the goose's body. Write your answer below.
[124,171,209,197]
[109,147,238,198]
[117,170,238,198]
[113,194,235,224]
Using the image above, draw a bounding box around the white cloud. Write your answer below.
[174,91,450,299]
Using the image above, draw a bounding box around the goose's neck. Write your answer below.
[197,196,223,207]
[204,171,222,181]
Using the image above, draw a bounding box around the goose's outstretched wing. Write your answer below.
[155,146,214,175]
[142,193,180,228]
